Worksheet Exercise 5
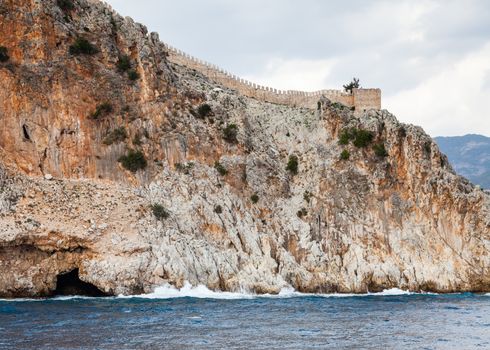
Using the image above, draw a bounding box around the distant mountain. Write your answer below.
[435,134,490,189]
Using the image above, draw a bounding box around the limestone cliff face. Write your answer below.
[0,0,489,297]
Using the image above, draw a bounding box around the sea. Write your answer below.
[1,283,489,349]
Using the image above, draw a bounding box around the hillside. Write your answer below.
[0,0,489,297]
[435,135,490,189]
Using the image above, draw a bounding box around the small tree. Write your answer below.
[286,155,299,175]
[0,47,9,62]
[197,104,212,118]
[214,205,223,214]
[251,194,259,204]
[128,69,140,81]
[343,78,360,94]
[352,129,373,148]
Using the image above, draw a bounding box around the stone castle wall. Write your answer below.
[164,44,381,113]
[98,0,381,112]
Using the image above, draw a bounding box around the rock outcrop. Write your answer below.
[0,0,489,297]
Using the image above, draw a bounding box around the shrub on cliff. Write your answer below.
[128,69,140,81]
[103,127,127,145]
[116,55,131,72]
[223,124,238,143]
[297,208,308,218]
[352,129,373,148]
[0,47,9,62]
[90,103,113,120]
[69,38,99,55]
[214,205,223,214]
[338,129,353,145]
[340,149,350,160]
[214,161,228,176]
[197,104,212,118]
[286,155,299,175]
[251,194,259,204]
[57,0,74,11]
[118,150,147,172]
[373,143,388,158]
[151,204,169,221]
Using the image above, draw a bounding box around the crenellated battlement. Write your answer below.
[97,0,381,113]
[164,43,381,113]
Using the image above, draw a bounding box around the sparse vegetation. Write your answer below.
[90,103,113,120]
[175,162,194,174]
[103,127,127,145]
[133,133,142,146]
[214,205,223,214]
[197,104,212,118]
[338,129,352,145]
[151,204,169,221]
[118,149,147,172]
[116,55,131,72]
[286,155,299,175]
[373,143,388,157]
[223,124,238,143]
[343,77,360,94]
[57,0,74,11]
[251,194,259,204]
[297,208,308,219]
[340,149,350,160]
[303,191,312,203]
[352,129,374,148]
[69,38,98,55]
[128,69,140,81]
[424,142,432,155]
[214,161,228,176]
[0,46,9,62]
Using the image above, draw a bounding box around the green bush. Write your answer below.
[151,204,169,221]
[340,149,350,160]
[214,205,223,214]
[251,194,259,204]
[128,69,140,81]
[214,161,228,176]
[286,155,299,175]
[373,143,388,157]
[103,127,127,145]
[424,142,431,155]
[57,0,74,11]
[297,208,307,218]
[0,46,9,62]
[197,104,212,118]
[90,103,113,120]
[223,124,238,143]
[118,149,147,172]
[69,38,98,55]
[338,129,352,145]
[116,55,131,72]
[352,129,374,148]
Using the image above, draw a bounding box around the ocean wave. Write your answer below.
[0,284,435,302]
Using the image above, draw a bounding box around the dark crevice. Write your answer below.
[22,124,31,141]
[53,269,110,297]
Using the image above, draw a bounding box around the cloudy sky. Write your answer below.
[106,0,490,137]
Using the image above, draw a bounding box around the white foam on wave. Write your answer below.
[0,285,435,302]
[121,283,417,300]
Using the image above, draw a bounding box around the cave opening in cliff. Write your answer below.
[22,124,31,141]
[54,269,109,297]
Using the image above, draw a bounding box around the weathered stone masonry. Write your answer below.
[164,44,381,113]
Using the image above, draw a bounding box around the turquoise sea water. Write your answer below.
[1,287,489,349]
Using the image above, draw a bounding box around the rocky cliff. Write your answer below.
[0,0,489,297]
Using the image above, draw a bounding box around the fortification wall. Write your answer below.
[96,0,381,112]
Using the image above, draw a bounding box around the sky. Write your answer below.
[105,0,490,137]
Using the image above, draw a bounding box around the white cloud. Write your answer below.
[384,42,490,137]
[243,58,338,91]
